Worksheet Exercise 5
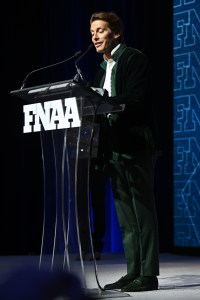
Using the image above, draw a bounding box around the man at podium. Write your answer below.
[89,11,160,292]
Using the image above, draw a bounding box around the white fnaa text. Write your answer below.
[23,97,81,133]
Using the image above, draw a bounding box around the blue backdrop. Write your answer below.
[173,0,200,249]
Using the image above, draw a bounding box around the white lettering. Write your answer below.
[23,97,81,133]
[33,101,52,132]
[62,97,81,129]
[23,104,36,133]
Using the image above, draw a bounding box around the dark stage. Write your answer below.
[0,253,199,299]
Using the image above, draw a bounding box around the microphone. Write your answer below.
[20,50,82,89]
[74,44,93,83]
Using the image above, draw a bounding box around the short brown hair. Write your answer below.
[90,11,124,42]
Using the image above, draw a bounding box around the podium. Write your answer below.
[11,79,125,293]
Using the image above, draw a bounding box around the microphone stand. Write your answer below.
[20,51,82,89]
[73,44,93,86]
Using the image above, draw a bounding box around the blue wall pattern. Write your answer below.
[173,0,200,247]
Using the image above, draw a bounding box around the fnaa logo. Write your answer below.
[23,97,81,133]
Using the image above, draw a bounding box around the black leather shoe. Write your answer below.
[104,274,138,290]
[121,276,158,292]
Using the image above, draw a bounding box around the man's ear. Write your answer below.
[113,32,121,40]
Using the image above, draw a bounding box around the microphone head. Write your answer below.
[75,44,94,65]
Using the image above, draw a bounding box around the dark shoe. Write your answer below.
[89,252,101,261]
[121,276,158,292]
[104,274,138,290]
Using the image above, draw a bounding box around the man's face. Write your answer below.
[90,20,120,57]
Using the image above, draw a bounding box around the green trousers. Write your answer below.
[108,150,160,276]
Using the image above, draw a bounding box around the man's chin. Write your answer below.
[96,48,104,53]
[94,45,104,53]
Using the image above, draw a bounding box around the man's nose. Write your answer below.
[93,33,99,40]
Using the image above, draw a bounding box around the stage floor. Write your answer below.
[0,253,199,300]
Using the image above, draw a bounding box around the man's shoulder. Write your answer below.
[124,46,144,57]
[121,46,148,65]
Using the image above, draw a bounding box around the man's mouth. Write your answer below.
[95,42,103,48]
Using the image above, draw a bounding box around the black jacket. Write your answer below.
[92,43,158,159]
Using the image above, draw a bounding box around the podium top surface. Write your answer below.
[10,79,125,115]
[11,79,76,102]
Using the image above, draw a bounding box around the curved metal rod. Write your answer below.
[61,129,71,271]
[86,113,104,292]
[39,132,46,269]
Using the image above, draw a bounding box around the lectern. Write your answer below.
[11,79,124,292]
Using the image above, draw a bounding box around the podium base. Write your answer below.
[86,288,130,299]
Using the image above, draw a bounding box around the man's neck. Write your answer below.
[104,43,121,61]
